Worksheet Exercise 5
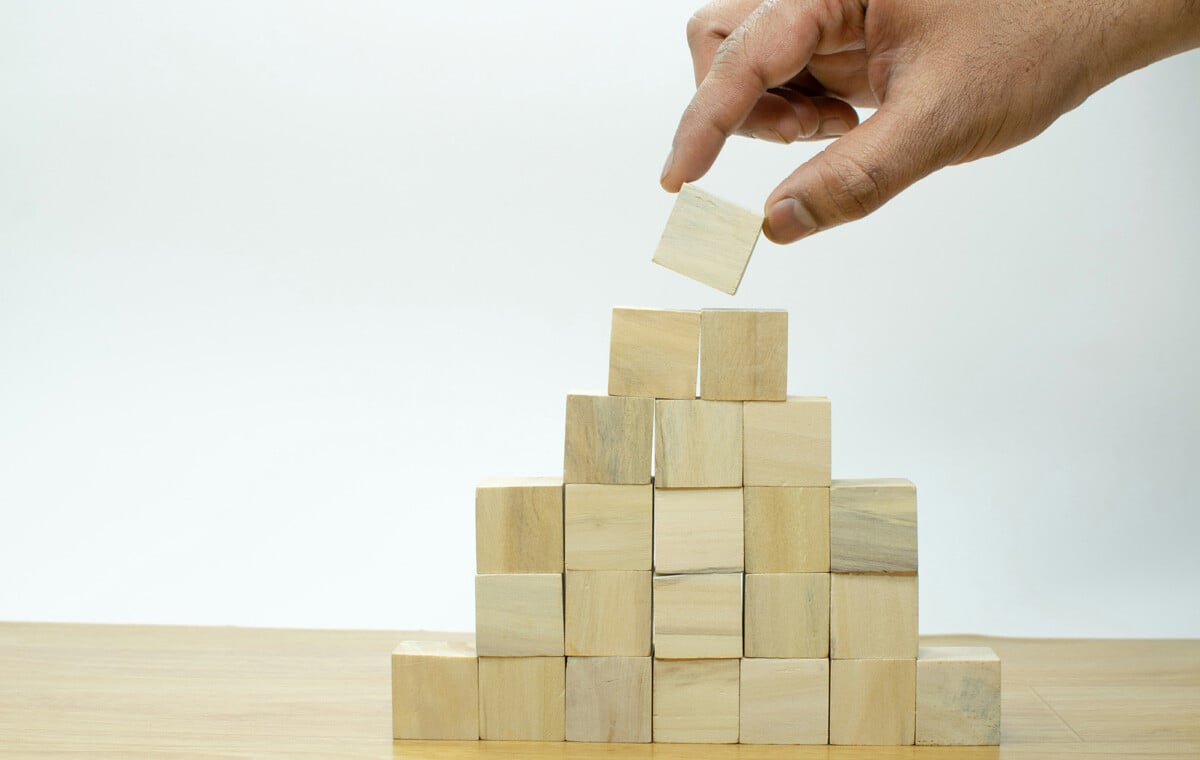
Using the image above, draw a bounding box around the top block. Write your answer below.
[652,183,763,295]
[564,393,654,484]
[608,307,700,400]
[700,310,788,401]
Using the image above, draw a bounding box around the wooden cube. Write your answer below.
[654,488,743,574]
[830,574,918,659]
[566,657,652,742]
[564,484,652,570]
[563,393,653,485]
[475,574,564,656]
[475,477,563,574]
[830,478,918,572]
[830,658,916,745]
[608,307,700,399]
[565,571,651,656]
[740,658,829,744]
[744,486,829,573]
[744,573,829,658]
[478,656,565,741]
[743,397,831,486]
[652,573,742,659]
[652,183,763,296]
[652,659,740,743]
[391,640,479,740]
[699,309,787,401]
[654,399,742,487]
[916,647,1001,745]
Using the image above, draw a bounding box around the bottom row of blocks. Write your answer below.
[392,642,1000,745]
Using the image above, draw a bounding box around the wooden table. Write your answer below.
[1,623,1196,758]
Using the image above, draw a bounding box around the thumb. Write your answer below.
[763,106,948,243]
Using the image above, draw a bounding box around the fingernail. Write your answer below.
[822,117,851,136]
[660,148,675,186]
[750,129,788,144]
[766,197,818,242]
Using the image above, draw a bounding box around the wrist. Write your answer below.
[1090,0,1200,91]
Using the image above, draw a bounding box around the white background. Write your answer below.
[2,1,1198,637]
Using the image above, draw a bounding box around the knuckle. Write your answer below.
[685,11,721,51]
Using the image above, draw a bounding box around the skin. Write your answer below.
[661,0,1200,243]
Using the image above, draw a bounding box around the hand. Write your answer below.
[662,0,1200,243]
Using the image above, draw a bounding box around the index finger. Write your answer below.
[662,0,824,191]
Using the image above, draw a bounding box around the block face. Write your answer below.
[564,484,652,570]
[475,477,563,574]
[830,659,916,745]
[699,309,787,401]
[830,478,918,572]
[608,308,700,399]
[564,394,653,485]
[652,573,742,659]
[391,640,479,740]
[744,486,829,573]
[917,647,1002,746]
[475,574,564,656]
[739,658,829,744]
[831,574,918,659]
[744,573,829,658]
[652,659,740,743]
[478,657,565,741]
[652,183,763,296]
[566,657,652,742]
[743,397,831,486]
[654,399,743,488]
[654,488,743,574]
[565,571,652,656]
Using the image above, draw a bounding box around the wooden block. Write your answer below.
[475,574,564,656]
[652,659,740,743]
[654,399,742,487]
[564,571,651,656]
[564,484,652,570]
[478,656,565,741]
[744,486,829,573]
[391,640,479,740]
[566,657,652,742]
[830,478,918,572]
[917,647,1002,745]
[563,393,653,485]
[743,397,831,486]
[830,658,916,745]
[744,573,829,658]
[830,573,918,659]
[699,309,787,401]
[654,488,743,574]
[652,183,763,295]
[475,477,563,574]
[739,658,829,744]
[652,573,742,659]
[608,307,700,399]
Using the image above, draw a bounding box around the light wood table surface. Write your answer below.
[1,623,1196,758]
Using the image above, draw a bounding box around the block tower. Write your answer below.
[390,305,1002,746]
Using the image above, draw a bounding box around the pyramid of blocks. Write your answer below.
[391,307,1001,746]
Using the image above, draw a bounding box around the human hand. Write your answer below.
[662,0,1200,243]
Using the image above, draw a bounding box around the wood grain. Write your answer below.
[652,573,743,659]
[564,571,651,656]
[739,658,830,745]
[654,488,744,574]
[654,399,743,488]
[830,658,917,745]
[652,659,741,743]
[564,484,652,571]
[698,309,787,401]
[917,646,1002,745]
[475,477,563,574]
[652,183,763,296]
[608,307,700,399]
[392,640,479,740]
[830,573,919,660]
[830,478,918,573]
[566,656,652,743]
[744,486,830,573]
[475,574,564,657]
[743,397,831,486]
[744,573,830,659]
[478,657,565,741]
[563,393,653,485]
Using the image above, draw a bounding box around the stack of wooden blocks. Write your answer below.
[392,307,1001,746]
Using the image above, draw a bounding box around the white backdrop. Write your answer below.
[2,1,1198,637]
